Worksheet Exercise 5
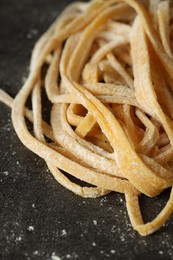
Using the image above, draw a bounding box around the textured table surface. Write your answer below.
[0,0,173,259]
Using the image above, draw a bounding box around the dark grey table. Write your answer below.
[0,0,173,259]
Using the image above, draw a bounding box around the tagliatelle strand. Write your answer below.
[1,0,173,236]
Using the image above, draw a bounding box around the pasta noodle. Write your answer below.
[1,0,173,236]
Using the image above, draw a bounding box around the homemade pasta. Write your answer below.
[1,0,173,236]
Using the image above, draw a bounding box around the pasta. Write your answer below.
[1,0,173,236]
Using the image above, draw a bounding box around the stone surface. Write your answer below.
[0,0,173,259]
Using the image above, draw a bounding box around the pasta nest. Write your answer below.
[1,0,173,236]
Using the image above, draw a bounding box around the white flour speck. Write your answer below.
[4,171,9,176]
[52,256,61,260]
[31,29,38,35]
[27,226,34,231]
[33,250,39,255]
[26,29,38,40]
[61,229,67,237]
[22,76,27,84]
[159,251,163,255]
[16,236,22,241]
[111,225,116,233]
[120,236,125,242]
[26,33,32,39]
[93,220,97,226]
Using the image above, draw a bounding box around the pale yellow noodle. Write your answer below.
[1,0,173,236]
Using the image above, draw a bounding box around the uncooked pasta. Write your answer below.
[1,0,173,236]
